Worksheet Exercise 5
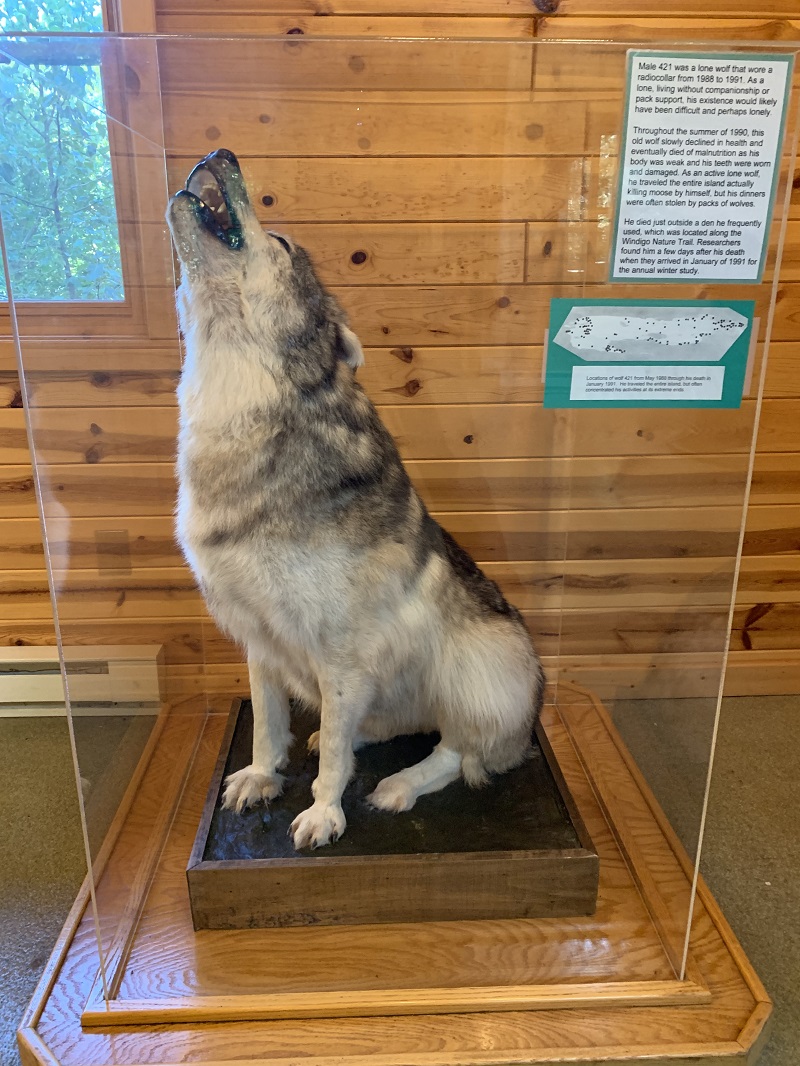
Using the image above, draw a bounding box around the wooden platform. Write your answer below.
[187,700,598,929]
[18,682,771,1065]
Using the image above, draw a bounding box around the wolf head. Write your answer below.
[165,149,364,378]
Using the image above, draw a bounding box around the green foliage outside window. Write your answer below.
[0,0,124,301]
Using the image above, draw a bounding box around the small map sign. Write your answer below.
[543,298,755,409]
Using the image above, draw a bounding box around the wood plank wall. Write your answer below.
[3,1,800,705]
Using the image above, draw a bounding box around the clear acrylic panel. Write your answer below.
[0,32,795,1014]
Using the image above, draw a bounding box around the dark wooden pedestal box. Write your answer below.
[187,700,599,929]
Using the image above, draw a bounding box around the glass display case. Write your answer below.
[1,31,794,1066]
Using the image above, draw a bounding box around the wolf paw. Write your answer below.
[221,766,284,813]
[368,773,416,813]
[290,802,346,849]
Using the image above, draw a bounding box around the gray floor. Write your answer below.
[0,713,156,1066]
[0,699,798,1065]
[608,695,800,1066]
[0,718,85,1066]
[698,697,800,1066]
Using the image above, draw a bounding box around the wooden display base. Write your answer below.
[18,682,771,1066]
[187,701,599,929]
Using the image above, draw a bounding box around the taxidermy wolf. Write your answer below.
[166,149,544,849]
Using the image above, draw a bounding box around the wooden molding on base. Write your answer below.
[19,682,771,1065]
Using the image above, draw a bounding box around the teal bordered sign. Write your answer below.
[543,298,755,410]
[611,50,793,284]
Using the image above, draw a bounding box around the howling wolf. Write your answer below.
[166,149,544,849]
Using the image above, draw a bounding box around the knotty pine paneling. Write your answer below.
[161,92,590,157]
[155,0,800,16]
[7,503,798,573]
[3,7,800,697]
[7,335,800,404]
[0,402,774,464]
[158,37,536,93]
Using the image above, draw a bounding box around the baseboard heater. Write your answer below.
[0,646,164,717]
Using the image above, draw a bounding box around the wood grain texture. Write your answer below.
[158,37,535,92]
[0,373,21,410]
[537,13,800,37]
[3,12,800,713]
[180,639,800,699]
[16,402,767,463]
[156,0,800,13]
[5,502,775,569]
[21,685,768,1064]
[151,615,800,699]
[0,453,767,516]
[157,14,536,35]
[323,284,768,343]
[556,698,691,972]
[0,568,201,621]
[163,598,730,660]
[287,226,529,286]
[10,390,800,465]
[13,336,800,402]
[91,703,680,1014]
[0,618,202,664]
[162,91,587,157]
[168,157,584,223]
[548,1,800,14]
[190,649,800,701]
[83,978,712,1026]
[0,572,761,648]
[558,684,760,991]
[0,516,181,570]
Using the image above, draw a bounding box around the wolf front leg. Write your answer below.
[221,658,292,813]
[290,674,373,849]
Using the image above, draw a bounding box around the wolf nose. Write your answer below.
[210,148,239,168]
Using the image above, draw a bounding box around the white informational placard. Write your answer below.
[569,364,725,403]
[611,51,793,283]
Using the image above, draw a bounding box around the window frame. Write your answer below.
[0,5,175,342]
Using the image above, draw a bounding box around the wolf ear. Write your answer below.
[337,324,365,370]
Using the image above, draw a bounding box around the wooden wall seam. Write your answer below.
[2,5,800,697]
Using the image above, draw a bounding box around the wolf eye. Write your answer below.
[268,232,291,254]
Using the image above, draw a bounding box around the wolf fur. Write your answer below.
[167,149,544,849]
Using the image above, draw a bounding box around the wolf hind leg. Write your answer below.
[222,658,292,813]
[437,620,540,781]
[368,743,462,813]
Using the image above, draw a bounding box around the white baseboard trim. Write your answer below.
[0,702,161,718]
[0,645,164,716]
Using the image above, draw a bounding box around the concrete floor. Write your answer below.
[0,698,798,1065]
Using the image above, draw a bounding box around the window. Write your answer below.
[0,1,124,301]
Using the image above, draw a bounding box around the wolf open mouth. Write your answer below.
[178,149,244,250]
